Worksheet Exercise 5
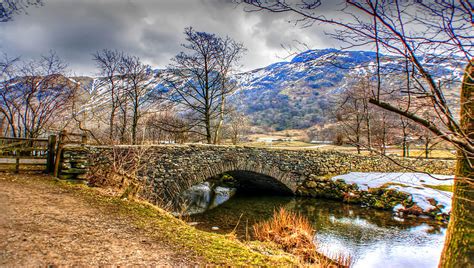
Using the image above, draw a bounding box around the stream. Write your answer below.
[189,195,447,268]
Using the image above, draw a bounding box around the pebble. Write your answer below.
[211,226,219,230]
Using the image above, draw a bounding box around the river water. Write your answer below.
[189,195,446,268]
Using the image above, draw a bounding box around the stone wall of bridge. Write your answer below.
[60,144,455,208]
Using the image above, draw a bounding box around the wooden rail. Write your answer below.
[0,131,87,174]
[0,136,52,173]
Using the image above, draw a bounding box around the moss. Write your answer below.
[380,182,409,188]
[422,184,453,192]
[373,200,387,209]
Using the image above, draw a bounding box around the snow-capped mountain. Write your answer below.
[76,48,463,131]
[231,49,463,130]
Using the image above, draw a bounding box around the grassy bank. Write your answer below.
[16,175,299,266]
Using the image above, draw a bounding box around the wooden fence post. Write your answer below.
[46,135,57,174]
[15,150,19,174]
[54,130,67,177]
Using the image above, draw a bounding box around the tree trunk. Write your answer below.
[131,106,138,145]
[214,96,225,145]
[425,139,430,159]
[356,131,361,154]
[109,106,115,142]
[109,82,116,143]
[365,104,372,152]
[356,119,361,154]
[402,122,408,158]
[402,136,407,158]
[439,62,474,267]
[120,104,128,144]
[205,112,212,144]
[381,118,387,155]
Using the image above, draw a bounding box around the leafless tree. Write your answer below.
[213,37,246,144]
[162,27,245,144]
[398,116,413,158]
[342,75,376,151]
[145,111,191,144]
[93,49,125,143]
[336,74,375,153]
[0,51,75,138]
[120,55,155,145]
[371,106,396,155]
[241,1,473,265]
[226,109,248,145]
[0,0,43,22]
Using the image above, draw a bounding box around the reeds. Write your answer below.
[253,208,317,262]
[318,250,354,268]
[253,208,354,267]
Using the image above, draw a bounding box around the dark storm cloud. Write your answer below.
[0,0,343,75]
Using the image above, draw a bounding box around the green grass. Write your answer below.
[423,184,453,192]
[380,182,453,192]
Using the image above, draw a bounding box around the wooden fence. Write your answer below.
[0,136,54,173]
[0,131,87,174]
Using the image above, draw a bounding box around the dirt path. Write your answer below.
[0,174,199,266]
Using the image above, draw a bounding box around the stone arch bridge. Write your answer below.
[59,144,453,208]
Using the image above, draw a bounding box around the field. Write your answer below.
[241,140,456,160]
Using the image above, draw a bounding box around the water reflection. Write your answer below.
[189,196,446,268]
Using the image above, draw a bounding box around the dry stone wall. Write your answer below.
[59,144,455,209]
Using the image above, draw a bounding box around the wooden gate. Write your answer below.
[0,136,56,173]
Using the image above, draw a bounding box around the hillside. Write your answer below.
[232,49,463,130]
[72,49,463,132]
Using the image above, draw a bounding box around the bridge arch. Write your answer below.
[189,158,298,195]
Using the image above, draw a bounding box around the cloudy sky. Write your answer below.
[0,0,345,75]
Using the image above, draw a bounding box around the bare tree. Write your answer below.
[0,0,43,22]
[213,37,246,144]
[0,51,75,138]
[336,75,371,153]
[241,1,473,265]
[93,49,125,143]
[120,55,155,145]
[371,106,396,155]
[162,27,245,144]
[226,109,248,145]
[399,116,412,158]
[145,111,191,144]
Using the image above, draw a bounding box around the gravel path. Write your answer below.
[0,174,199,266]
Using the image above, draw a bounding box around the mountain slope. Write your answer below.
[232,49,463,130]
[73,49,463,132]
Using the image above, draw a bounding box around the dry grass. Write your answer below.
[239,140,456,159]
[253,208,317,262]
[318,250,355,268]
[253,208,354,267]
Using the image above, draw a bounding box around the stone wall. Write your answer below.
[62,144,455,208]
[58,145,89,181]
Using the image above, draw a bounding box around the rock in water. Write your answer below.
[209,186,237,209]
[181,182,213,214]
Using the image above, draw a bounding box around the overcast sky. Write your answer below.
[0,0,345,75]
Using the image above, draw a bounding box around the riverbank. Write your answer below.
[297,172,453,221]
[0,174,299,266]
